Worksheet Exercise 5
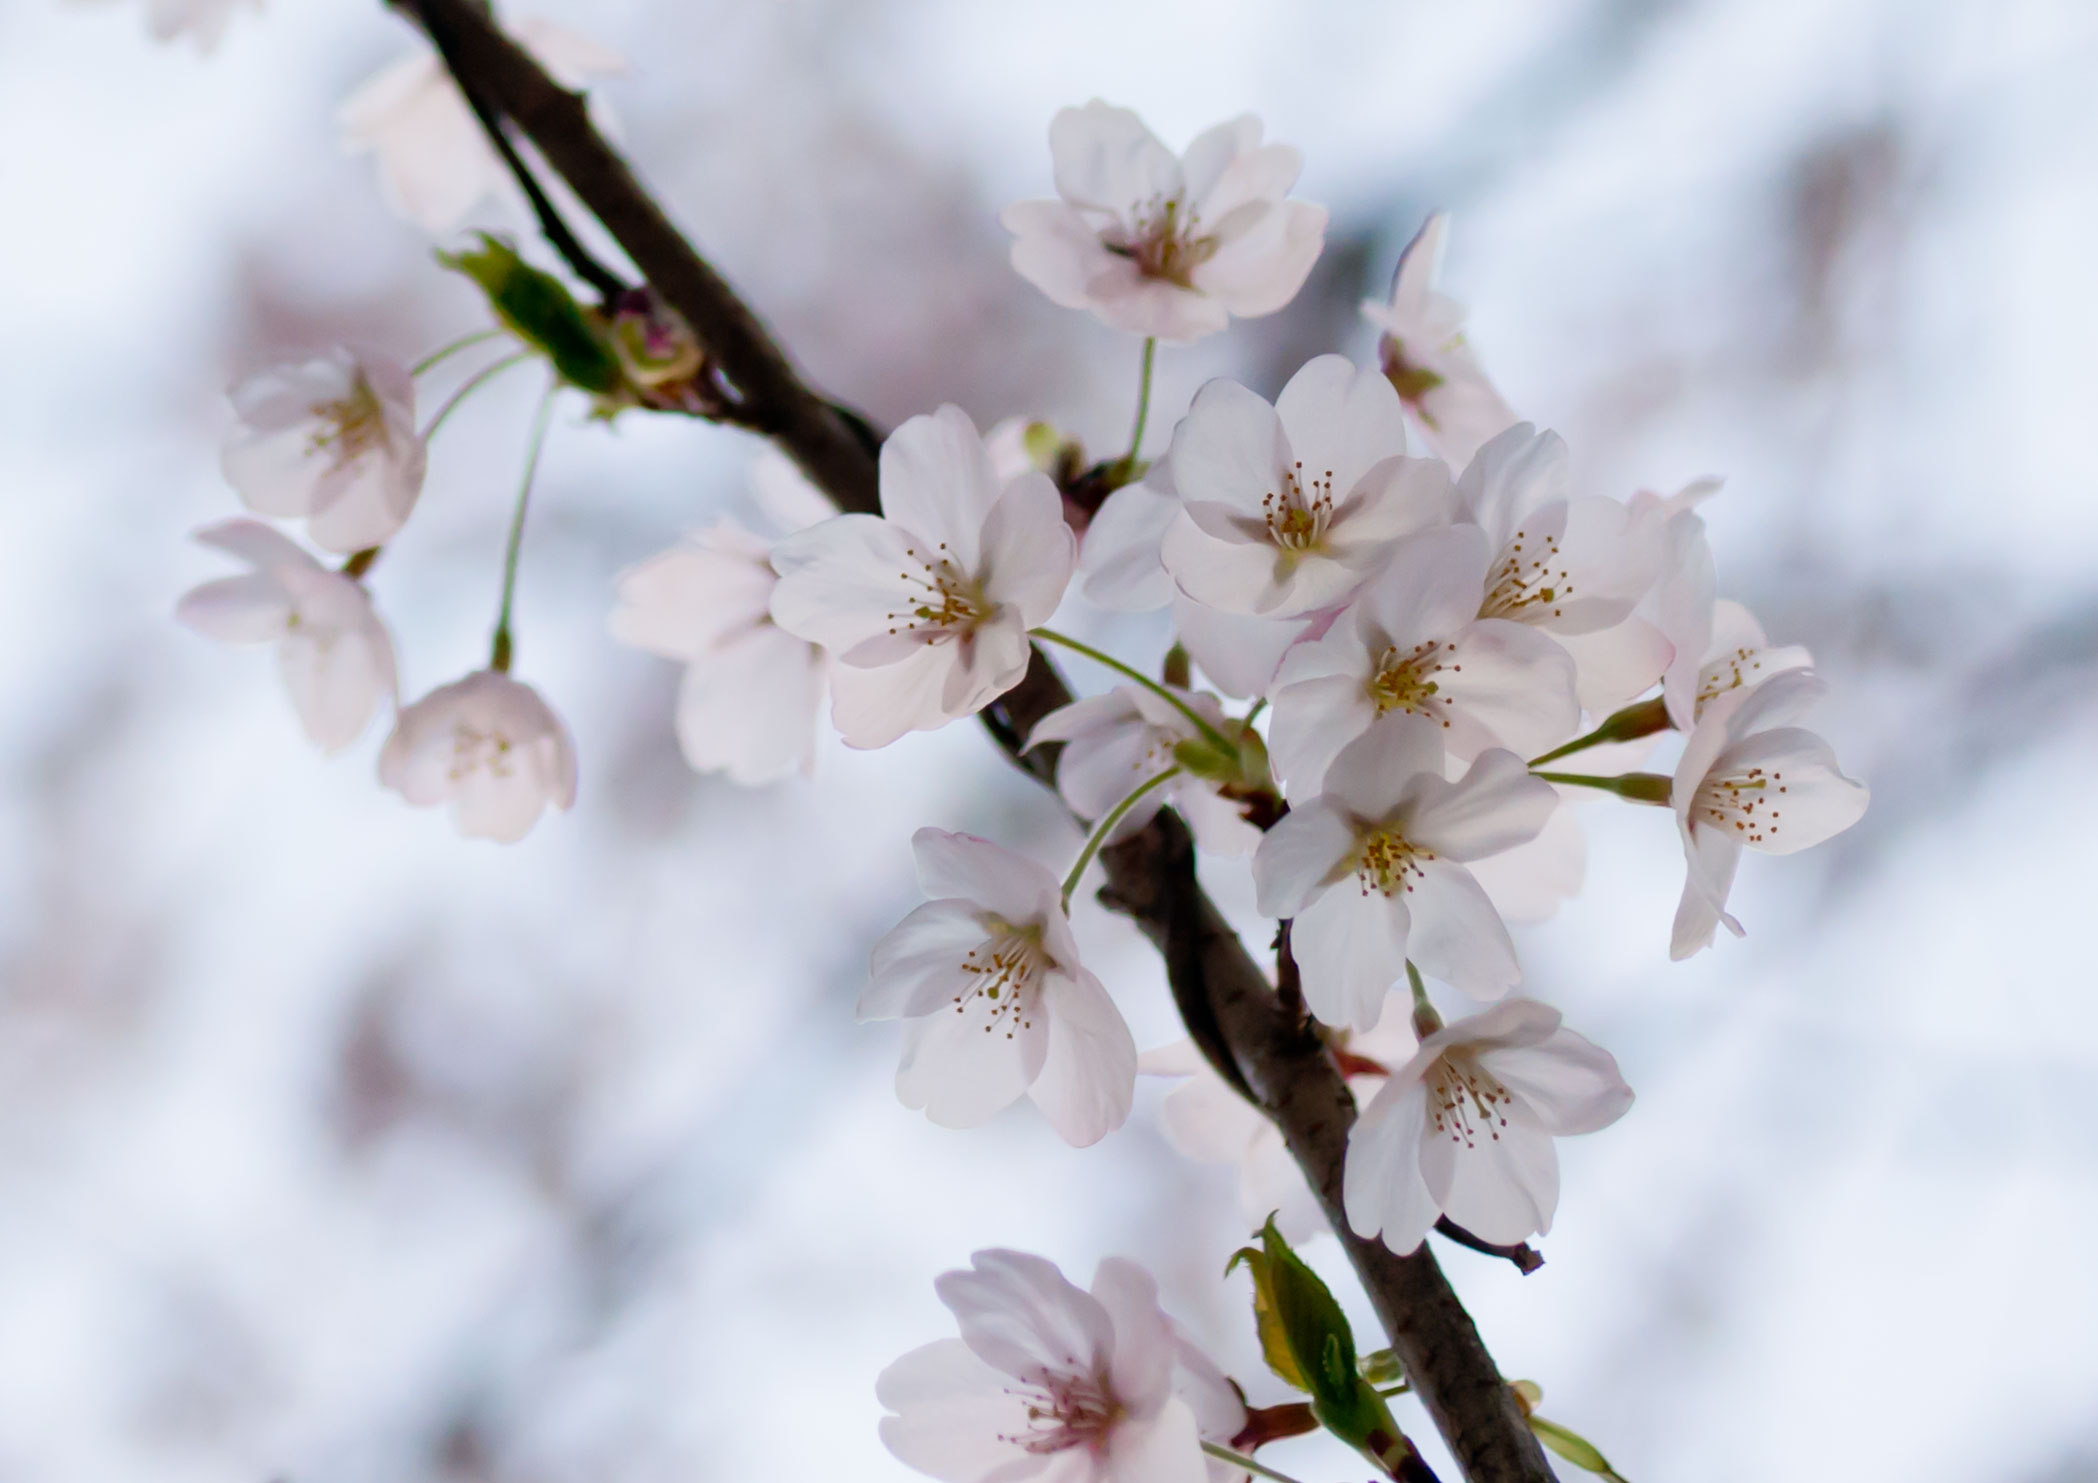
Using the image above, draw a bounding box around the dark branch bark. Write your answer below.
[382,7,1553,1477]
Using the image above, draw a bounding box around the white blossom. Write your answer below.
[610,452,832,785]
[1360,213,1519,470]
[339,19,625,235]
[220,348,425,554]
[1266,524,1580,792]
[1160,355,1452,618]
[1344,999,1633,1255]
[861,830,1136,1146]
[769,406,1075,750]
[878,1249,1246,1483]
[1029,686,1260,858]
[1253,714,1556,1029]
[1002,101,1327,343]
[175,519,395,752]
[379,670,577,843]
[1670,669,1868,959]
[1668,597,1814,730]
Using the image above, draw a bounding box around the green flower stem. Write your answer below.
[1200,1442,1312,1483]
[1532,770,1673,805]
[489,380,559,673]
[411,327,507,377]
[1527,694,1671,767]
[1061,766,1181,910]
[1029,627,1233,752]
[1118,335,1158,475]
[1406,960,1442,1037]
[420,350,535,442]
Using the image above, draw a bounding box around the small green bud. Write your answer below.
[438,233,622,395]
[1172,733,1242,783]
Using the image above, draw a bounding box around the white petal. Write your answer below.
[1029,970,1137,1147]
[939,1249,1113,1383]
[1090,1258,1176,1415]
[749,447,838,535]
[1405,748,1558,861]
[877,1340,1042,1483]
[881,406,1004,570]
[276,626,391,752]
[1078,476,1179,612]
[191,517,317,572]
[1196,198,1326,318]
[980,473,1077,626]
[1343,1076,1438,1253]
[175,574,292,642]
[1048,101,1182,216]
[1319,712,1447,825]
[1420,1116,1557,1246]
[1359,526,1493,653]
[1670,827,1743,960]
[895,1000,1047,1129]
[1403,860,1522,1000]
[1710,728,1868,856]
[1266,673,1376,798]
[1456,424,1567,550]
[1105,1400,1208,1483]
[1292,883,1408,1032]
[1171,594,1307,698]
[913,828,1062,924]
[610,525,776,660]
[1251,801,1356,918]
[1272,354,1407,511]
[1553,618,1674,716]
[863,900,999,1021]
[1481,1028,1633,1136]
[1005,199,1131,314]
[1164,379,1289,523]
[827,645,957,749]
[672,625,824,784]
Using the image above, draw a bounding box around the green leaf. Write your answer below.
[1224,1245,1307,1392]
[438,233,622,394]
[1530,1417,1631,1482]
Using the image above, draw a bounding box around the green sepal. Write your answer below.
[438,233,622,394]
[1173,733,1241,783]
[1529,1417,1631,1482]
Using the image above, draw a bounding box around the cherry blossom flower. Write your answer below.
[175,519,395,752]
[861,830,1136,1146]
[1029,685,1260,858]
[339,19,625,235]
[878,1249,1245,1483]
[1670,669,1868,959]
[1001,101,1327,343]
[1344,999,1633,1255]
[1160,355,1453,618]
[1266,524,1580,792]
[769,406,1075,749]
[1253,714,1557,1029]
[611,452,833,785]
[1361,213,1519,470]
[1143,1001,1416,1242]
[220,348,426,554]
[379,670,577,843]
[1665,598,1813,731]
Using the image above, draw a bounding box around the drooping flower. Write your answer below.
[1160,355,1452,618]
[1001,101,1327,343]
[610,452,832,785]
[1670,669,1868,959]
[1265,524,1580,792]
[1253,714,1557,1029]
[1343,999,1633,1255]
[861,830,1136,1146]
[339,19,625,235]
[769,406,1075,750]
[1029,685,1261,858]
[175,519,395,752]
[379,670,577,843]
[220,348,426,554]
[1360,213,1519,471]
[877,1249,1245,1483]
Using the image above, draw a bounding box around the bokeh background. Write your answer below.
[2,0,2095,1478]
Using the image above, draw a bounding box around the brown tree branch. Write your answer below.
[381,5,1553,1477]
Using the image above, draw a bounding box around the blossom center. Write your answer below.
[449,723,517,782]
[306,372,386,472]
[1105,195,1219,288]
[1693,763,1789,845]
[952,917,1050,1039]
[1480,527,1571,624]
[1263,462,1337,554]
[1366,639,1457,727]
[1427,1052,1514,1148]
[888,542,995,641]
[1355,826,1432,897]
[1000,1369,1122,1456]
[1695,647,1773,716]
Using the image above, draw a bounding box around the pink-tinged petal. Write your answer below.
[1159,513,1294,616]
[192,517,317,572]
[1251,801,1357,918]
[1710,728,1868,856]
[1469,801,1585,926]
[449,765,554,844]
[1324,454,1456,555]
[768,513,922,653]
[277,628,390,752]
[176,574,292,642]
[1105,1399,1208,1483]
[912,828,1062,924]
[1554,618,1673,716]
[1319,712,1447,825]
[940,1249,1114,1383]
[1078,476,1179,612]
[1403,860,1522,1001]
[879,1347,1047,1483]
[896,1000,1047,1130]
[1171,1330,1250,1452]
[611,525,776,660]
[1414,365,1519,474]
[1178,114,1264,202]
[981,474,1077,625]
[1005,199,1130,313]
[1191,136,1298,221]
[1049,101,1183,216]
[1359,525,1493,652]
[1670,828,1744,960]
[1657,516,1719,730]
[1481,1029,1633,1136]
[1730,667,1830,738]
[1343,1076,1437,1253]
[1419,1117,1557,1245]
[1054,718,1166,822]
[1456,424,1567,550]
[1434,620,1582,760]
[942,613,1034,717]
[1292,884,1409,1032]
[1030,970,1137,1147]
[1098,279,1233,344]
[1164,379,1289,521]
[304,449,419,554]
[1273,355,1407,514]
[1030,690,1141,748]
[1197,198,1326,318]
[221,422,330,519]
[1172,595,1306,699]
[1406,749,1558,861]
[1266,673,1376,797]
[880,406,1002,569]
[672,625,824,784]
[827,645,955,749]
[1425,997,1562,1055]
[1090,1258,1176,1416]
[863,900,998,1021]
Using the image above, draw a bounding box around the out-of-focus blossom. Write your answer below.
[1030,685,1260,858]
[1670,670,1868,959]
[379,670,577,843]
[878,1249,1245,1483]
[860,830,1135,1146]
[770,406,1074,749]
[1160,355,1450,618]
[339,19,625,235]
[175,519,395,752]
[1253,714,1556,1029]
[1002,101,1326,343]
[220,348,425,554]
[1143,1000,1416,1242]
[1361,213,1519,470]
[611,452,832,785]
[1266,524,1580,791]
[1344,999,1632,1254]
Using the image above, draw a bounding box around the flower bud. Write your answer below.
[608,288,703,388]
[438,232,622,395]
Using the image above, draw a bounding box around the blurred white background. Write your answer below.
[1,0,2095,1479]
